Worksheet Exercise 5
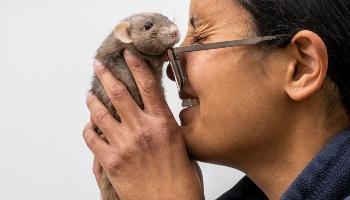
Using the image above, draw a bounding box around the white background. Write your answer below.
[0,0,244,199]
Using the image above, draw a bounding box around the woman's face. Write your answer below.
[176,0,290,166]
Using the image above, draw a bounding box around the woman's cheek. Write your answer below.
[186,53,207,90]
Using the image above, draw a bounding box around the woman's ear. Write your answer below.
[113,22,133,44]
[284,30,328,101]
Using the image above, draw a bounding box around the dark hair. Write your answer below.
[237,0,350,116]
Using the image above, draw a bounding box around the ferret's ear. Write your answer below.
[114,22,133,44]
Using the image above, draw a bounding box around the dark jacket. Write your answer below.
[217,127,350,200]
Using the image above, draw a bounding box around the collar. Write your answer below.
[217,126,350,200]
[281,126,350,199]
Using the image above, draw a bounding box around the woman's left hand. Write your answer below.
[83,50,203,200]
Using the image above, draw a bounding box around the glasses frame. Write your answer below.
[167,34,289,92]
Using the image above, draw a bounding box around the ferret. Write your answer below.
[90,12,180,200]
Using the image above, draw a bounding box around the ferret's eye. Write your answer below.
[144,22,153,30]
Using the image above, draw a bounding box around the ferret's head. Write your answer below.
[114,13,180,56]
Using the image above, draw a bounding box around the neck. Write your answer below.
[236,101,350,200]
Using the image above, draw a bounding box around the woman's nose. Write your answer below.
[166,63,175,81]
[166,53,187,82]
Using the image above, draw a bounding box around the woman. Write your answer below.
[83,0,350,199]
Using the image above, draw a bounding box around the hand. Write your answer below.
[83,50,204,200]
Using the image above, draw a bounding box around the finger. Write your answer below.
[86,93,120,143]
[192,160,204,186]
[82,122,110,164]
[192,160,205,198]
[93,157,103,189]
[93,60,142,122]
[124,50,171,116]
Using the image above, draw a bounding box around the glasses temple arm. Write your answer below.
[173,35,288,54]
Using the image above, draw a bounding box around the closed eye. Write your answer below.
[191,35,207,45]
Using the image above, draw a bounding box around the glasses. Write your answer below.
[166,34,289,92]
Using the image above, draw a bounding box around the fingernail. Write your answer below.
[93,59,104,72]
[124,50,142,67]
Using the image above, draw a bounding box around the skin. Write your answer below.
[83,0,350,199]
[84,53,203,200]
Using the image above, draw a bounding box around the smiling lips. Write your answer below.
[179,99,199,126]
[182,98,200,109]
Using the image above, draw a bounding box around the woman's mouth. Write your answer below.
[178,82,200,125]
[182,98,200,109]
[180,98,200,126]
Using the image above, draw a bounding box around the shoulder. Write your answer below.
[282,127,350,200]
[218,127,350,200]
